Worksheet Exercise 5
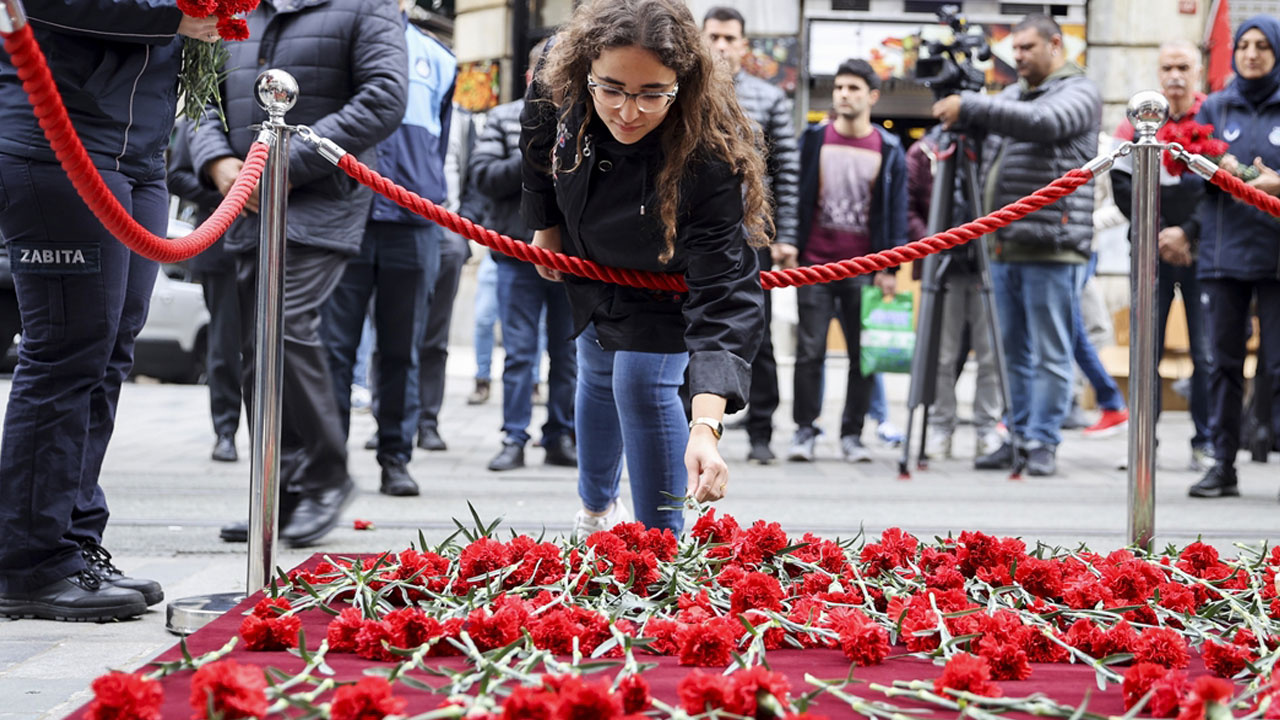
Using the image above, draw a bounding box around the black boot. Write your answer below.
[487,441,525,472]
[380,462,420,496]
[544,435,577,467]
[0,570,147,622]
[1025,446,1057,477]
[1188,464,1239,498]
[80,541,164,606]
[975,442,1015,470]
[417,427,447,451]
[281,478,357,548]
[211,433,237,462]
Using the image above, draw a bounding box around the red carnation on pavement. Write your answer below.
[731,572,785,615]
[677,616,739,666]
[677,670,734,714]
[83,672,163,720]
[1123,663,1188,716]
[189,660,268,720]
[1177,676,1235,720]
[617,674,651,715]
[353,519,374,530]
[1134,627,1190,669]
[1203,637,1254,678]
[330,677,407,720]
[934,652,1002,698]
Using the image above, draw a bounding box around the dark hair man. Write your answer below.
[702,6,801,464]
[931,14,1102,476]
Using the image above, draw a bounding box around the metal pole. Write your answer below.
[166,70,299,634]
[1124,90,1168,549]
[247,69,298,591]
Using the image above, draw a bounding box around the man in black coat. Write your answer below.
[192,0,408,548]
[702,7,800,464]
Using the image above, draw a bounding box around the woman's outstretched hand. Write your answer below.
[532,227,564,282]
[686,427,728,503]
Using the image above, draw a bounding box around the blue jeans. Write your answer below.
[868,374,888,424]
[0,156,163,592]
[576,324,688,533]
[1073,254,1124,411]
[496,261,575,446]
[991,261,1085,447]
[474,253,498,382]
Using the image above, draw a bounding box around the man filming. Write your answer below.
[931,14,1101,476]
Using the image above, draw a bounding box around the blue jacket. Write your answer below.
[0,0,184,180]
[369,21,455,225]
[1196,82,1280,281]
[794,122,908,264]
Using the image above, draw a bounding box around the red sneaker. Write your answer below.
[1083,408,1129,437]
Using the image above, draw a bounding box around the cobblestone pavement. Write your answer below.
[1,354,1276,718]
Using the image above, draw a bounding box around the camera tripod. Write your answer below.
[896,128,1015,477]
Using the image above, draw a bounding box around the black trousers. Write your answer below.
[746,247,780,444]
[235,243,350,496]
[1201,277,1280,468]
[792,277,873,439]
[417,230,469,432]
[197,269,243,438]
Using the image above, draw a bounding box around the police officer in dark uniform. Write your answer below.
[0,1,218,621]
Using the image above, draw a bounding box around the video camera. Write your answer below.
[914,4,990,100]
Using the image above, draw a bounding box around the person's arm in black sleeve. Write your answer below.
[26,0,182,44]
[957,80,1101,144]
[519,80,564,231]
[472,108,523,200]
[766,92,801,247]
[1112,166,1134,222]
[682,160,765,415]
[285,0,408,189]
[167,122,224,210]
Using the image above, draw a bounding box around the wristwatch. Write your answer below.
[688,417,724,441]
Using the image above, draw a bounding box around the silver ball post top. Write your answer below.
[255,69,299,118]
[1126,90,1169,142]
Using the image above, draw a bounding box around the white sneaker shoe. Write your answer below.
[573,501,630,539]
[976,429,1005,458]
[350,384,372,414]
[876,421,904,447]
[924,430,952,459]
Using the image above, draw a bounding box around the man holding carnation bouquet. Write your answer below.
[0,1,218,620]
[191,0,408,546]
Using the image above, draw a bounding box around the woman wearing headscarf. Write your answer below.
[1189,15,1280,499]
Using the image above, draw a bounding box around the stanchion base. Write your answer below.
[166,592,245,636]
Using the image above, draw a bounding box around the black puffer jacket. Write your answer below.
[190,0,407,256]
[733,71,800,247]
[956,63,1100,261]
[521,99,764,413]
[470,99,529,249]
[0,0,184,180]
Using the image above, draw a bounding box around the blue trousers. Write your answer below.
[0,155,163,593]
[1073,254,1124,411]
[495,261,574,446]
[474,253,498,382]
[576,324,688,533]
[991,261,1085,447]
[323,222,439,466]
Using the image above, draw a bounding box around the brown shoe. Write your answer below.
[467,378,491,405]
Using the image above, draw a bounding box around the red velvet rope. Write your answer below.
[337,153,1095,291]
[1208,168,1280,218]
[2,25,266,264]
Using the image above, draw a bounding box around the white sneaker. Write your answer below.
[924,430,953,459]
[976,429,1005,458]
[350,384,372,413]
[876,421,904,447]
[573,501,630,539]
[841,435,872,463]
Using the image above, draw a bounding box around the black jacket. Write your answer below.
[520,99,764,412]
[733,71,800,247]
[190,0,407,256]
[795,122,908,263]
[167,120,234,274]
[470,99,529,250]
[0,0,184,181]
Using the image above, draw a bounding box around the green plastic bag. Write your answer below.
[859,285,915,376]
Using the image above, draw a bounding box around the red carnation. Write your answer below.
[189,660,268,720]
[1177,676,1235,720]
[860,527,919,575]
[1134,627,1190,669]
[1203,638,1253,678]
[1020,625,1070,663]
[617,674,651,715]
[330,677,407,720]
[977,634,1032,681]
[731,572,785,615]
[934,652,1002,698]
[1123,663,1187,716]
[385,607,443,650]
[355,619,398,662]
[215,0,259,15]
[502,684,557,720]
[834,610,890,666]
[239,611,300,651]
[642,617,682,655]
[553,676,623,720]
[176,0,218,17]
[327,607,366,652]
[83,672,163,720]
[677,616,739,667]
[215,16,249,41]
[728,666,792,717]
[1154,582,1199,614]
[677,670,734,714]
[1100,621,1140,657]
[1015,556,1064,599]
[690,508,741,545]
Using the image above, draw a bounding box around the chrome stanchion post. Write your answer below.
[166,70,298,635]
[247,69,297,591]
[0,0,28,32]
[1125,91,1168,549]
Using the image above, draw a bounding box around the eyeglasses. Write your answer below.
[586,74,679,113]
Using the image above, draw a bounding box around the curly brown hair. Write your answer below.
[536,0,772,262]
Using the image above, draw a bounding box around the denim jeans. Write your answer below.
[496,261,575,446]
[576,324,688,533]
[474,253,498,382]
[991,261,1085,447]
[1072,254,1124,411]
[867,374,887,424]
[1157,260,1210,448]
